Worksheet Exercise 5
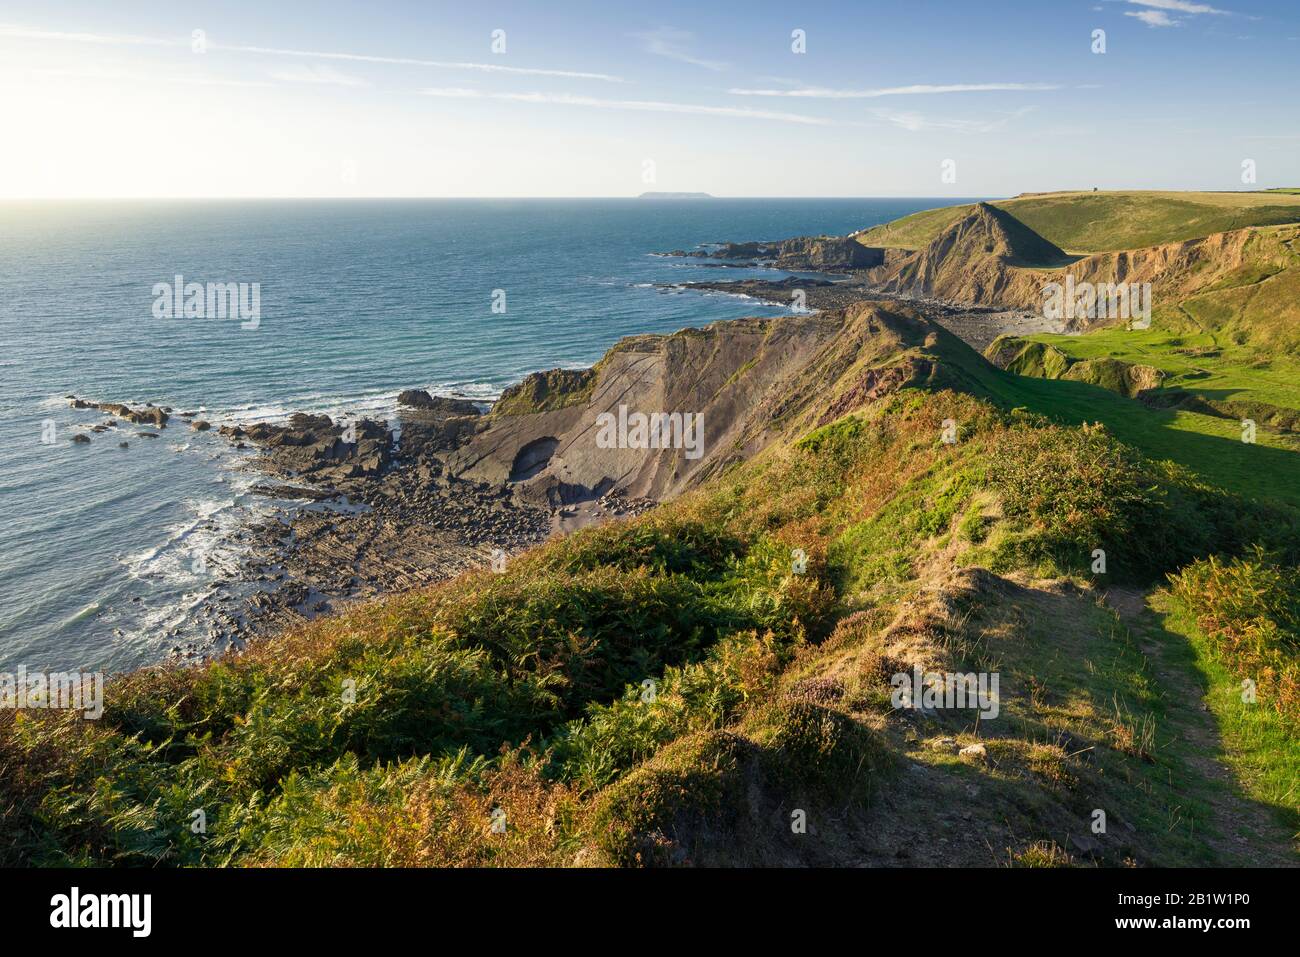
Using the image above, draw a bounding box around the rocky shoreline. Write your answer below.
[65,388,656,662]
[71,225,1059,664]
[207,391,659,655]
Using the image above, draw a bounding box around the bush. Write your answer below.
[987,423,1294,580]
[1170,550,1300,721]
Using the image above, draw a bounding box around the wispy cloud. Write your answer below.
[0,24,624,82]
[1121,0,1231,28]
[1127,10,1181,26]
[872,106,1035,133]
[632,28,728,71]
[418,88,829,124]
[29,65,273,87]
[1127,0,1230,13]
[728,82,1060,99]
[0,24,173,47]
[230,44,623,81]
[268,63,368,87]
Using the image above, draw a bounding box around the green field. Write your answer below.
[1019,326,1300,412]
[925,328,1300,510]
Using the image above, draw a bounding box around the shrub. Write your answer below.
[1170,550,1300,721]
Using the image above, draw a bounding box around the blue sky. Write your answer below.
[1,0,1297,197]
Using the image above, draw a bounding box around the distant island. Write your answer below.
[638,191,713,199]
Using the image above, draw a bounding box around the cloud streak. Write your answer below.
[228,44,623,81]
[728,82,1060,99]
[418,88,830,124]
[1121,0,1232,28]
[268,64,369,87]
[872,106,1035,133]
[632,28,728,71]
[0,24,624,82]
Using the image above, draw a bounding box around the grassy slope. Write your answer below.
[856,190,1300,255]
[1015,326,1300,415]
[2,351,1296,866]
[938,326,1300,511]
[855,203,975,250]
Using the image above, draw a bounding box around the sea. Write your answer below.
[0,198,966,673]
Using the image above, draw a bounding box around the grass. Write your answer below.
[1013,326,1300,415]
[855,203,976,250]
[1169,550,1300,724]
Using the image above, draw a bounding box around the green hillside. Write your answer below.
[854,203,975,250]
[857,190,1300,255]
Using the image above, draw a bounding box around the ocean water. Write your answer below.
[0,198,964,673]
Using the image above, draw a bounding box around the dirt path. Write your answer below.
[1104,586,1298,866]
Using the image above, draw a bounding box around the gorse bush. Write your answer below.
[549,628,787,793]
[1170,549,1300,721]
[986,423,1295,580]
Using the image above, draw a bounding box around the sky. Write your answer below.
[0,0,1297,198]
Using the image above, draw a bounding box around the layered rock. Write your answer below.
[774,236,884,271]
[446,302,952,506]
[865,203,1300,341]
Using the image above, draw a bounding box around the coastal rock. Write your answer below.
[446,302,947,509]
[660,235,883,272]
[229,412,394,482]
[74,399,170,428]
[400,415,481,459]
[775,236,884,271]
[71,433,90,444]
[191,420,212,431]
[397,390,481,416]
[396,392,484,459]
[446,310,864,501]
